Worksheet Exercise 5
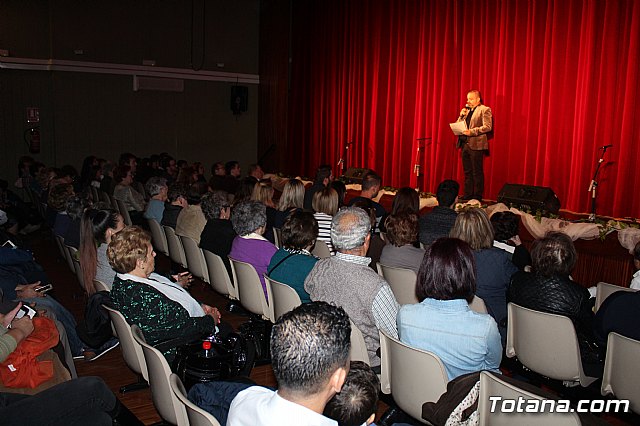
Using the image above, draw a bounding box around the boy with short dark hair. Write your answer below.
[324,361,379,426]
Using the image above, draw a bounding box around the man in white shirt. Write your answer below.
[227,302,351,426]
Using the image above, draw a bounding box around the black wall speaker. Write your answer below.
[342,167,370,184]
[497,183,561,214]
[230,86,248,114]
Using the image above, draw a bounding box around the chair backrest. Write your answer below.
[180,235,209,283]
[349,320,371,365]
[109,195,120,213]
[131,325,188,426]
[69,246,85,290]
[148,219,169,256]
[164,226,188,268]
[60,239,75,272]
[93,279,110,293]
[53,234,67,261]
[203,250,237,299]
[601,332,640,414]
[103,305,148,381]
[264,275,301,321]
[376,263,418,305]
[595,282,638,312]
[115,199,133,226]
[169,374,222,426]
[273,228,282,248]
[379,329,448,422]
[469,296,488,314]
[90,186,100,204]
[99,190,112,207]
[311,240,331,258]
[506,303,596,387]
[229,258,272,321]
[478,371,581,426]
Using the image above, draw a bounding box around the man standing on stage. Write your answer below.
[457,90,492,201]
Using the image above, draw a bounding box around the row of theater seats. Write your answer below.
[92,283,222,426]
[108,216,640,424]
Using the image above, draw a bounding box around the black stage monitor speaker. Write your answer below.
[342,167,370,184]
[497,183,561,214]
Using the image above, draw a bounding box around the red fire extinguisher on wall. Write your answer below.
[24,127,41,154]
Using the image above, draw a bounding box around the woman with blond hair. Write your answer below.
[449,207,517,342]
[274,178,304,228]
[251,181,277,243]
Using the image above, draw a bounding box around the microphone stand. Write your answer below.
[587,145,611,221]
[337,141,351,176]
[414,137,432,192]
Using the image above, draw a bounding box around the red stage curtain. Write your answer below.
[287,0,640,218]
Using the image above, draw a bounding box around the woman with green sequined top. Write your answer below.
[108,226,223,362]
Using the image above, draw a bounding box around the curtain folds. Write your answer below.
[287,0,640,218]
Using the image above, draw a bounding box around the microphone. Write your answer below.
[459,104,471,119]
[599,144,613,150]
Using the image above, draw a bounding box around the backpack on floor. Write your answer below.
[76,290,113,349]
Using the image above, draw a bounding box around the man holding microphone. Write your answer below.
[457,90,493,201]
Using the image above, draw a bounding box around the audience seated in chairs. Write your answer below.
[379,186,420,233]
[594,289,640,347]
[143,177,168,223]
[219,161,242,195]
[175,183,208,244]
[49,183,75,233]
[379,213,424,274]
[305,207,399,368]
[419,179,459,247]
[323,361,382,426]
[61,195,90,249]
[161,183,188,229]
[349,198,386,268]
[226,302,351,426]
[348,172,386,228]
[251,180,277,243]
[490,210,532,271]
[267,211,319,303]
[0,301,34,362]
[229,200,278,301]
[231,177,258,208]
[450,207,517,343]
[113,165,146,226]
[304,164,333,211]
[274,178,304,229]
[108,226,224,363]
[397,237,502,381]
[313,187,339,255]
[0,244,88,359]
[330,180,347,208]
[80,208,125,294]
[199,191,236,279]
[0,376,142,426]
[508,231,603,377]
[208,161,226,190]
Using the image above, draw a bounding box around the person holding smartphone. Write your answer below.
[0,302,34,362]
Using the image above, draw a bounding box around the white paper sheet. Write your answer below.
[449,120,468,136]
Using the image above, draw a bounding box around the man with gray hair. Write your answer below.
[304,207,399,369]
[143,176,168,223]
